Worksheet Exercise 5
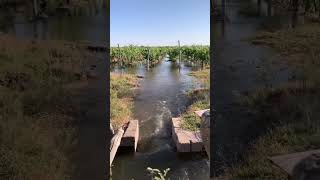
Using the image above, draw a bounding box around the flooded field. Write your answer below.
[111,59,209,180]
[212,0,292,175]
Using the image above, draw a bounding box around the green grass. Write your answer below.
[250,23,320,69]
[226,123,320,180]
[181,69,210,131]
[189,68,210,88]
[181,111,201,131]
[110,73,138,130]
[226,116,320,180]
[0,35,86,180]
[225,83,320,180]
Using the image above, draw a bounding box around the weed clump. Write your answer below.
[110,73,138,130]
[181,69,210,131]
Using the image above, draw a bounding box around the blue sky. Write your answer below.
[110,0,209,46]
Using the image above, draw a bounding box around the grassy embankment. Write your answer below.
[0,35,88,179]
[180,68,210,131]
[110,73,138,130]
[225,22,320,179]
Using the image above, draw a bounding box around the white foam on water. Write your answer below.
[140,143,172,157]
[152,101,172,136]
[139,116,153,124]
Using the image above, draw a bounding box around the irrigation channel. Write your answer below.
[212,0,298,176]
[0,7,108,179]
[111,58,209,179]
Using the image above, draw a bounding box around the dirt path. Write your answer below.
[212,0,290,175]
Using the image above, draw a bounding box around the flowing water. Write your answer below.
[112,60,209,180]
[212,0,293,176]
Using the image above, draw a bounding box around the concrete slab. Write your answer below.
[195,109,210,118]
[120,120,139,152]
[172,118,204,153]
[269,149,320,176]
[172,117,181,128]
[200,110,210,157]
[110,128,124,165]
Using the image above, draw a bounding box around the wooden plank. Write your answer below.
[269,149,320,176]
[110,128,124,165]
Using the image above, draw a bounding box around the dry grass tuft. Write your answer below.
[110,73,138,130]
[0,35,87,179]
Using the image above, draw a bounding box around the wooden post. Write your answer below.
[257,0,261,15]
[267,0,272,16]
[211,0,214,14]
[222,0,226,20]
[118,44,124,75]
[117,44,121,65]
[221,0,226,37]
[178,40,181,71]
[291,0,299,28]
[147,48,150,70]
[178,40,181,63]
[33,0,38,17]
[193,54,195,66]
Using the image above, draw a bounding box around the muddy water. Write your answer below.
[212,0,291,176]
[0,7,107,45]
[112,60,209,180]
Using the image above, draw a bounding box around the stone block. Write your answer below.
[172,118,204,153]
[195,109,210,118]
[120,120,139,152]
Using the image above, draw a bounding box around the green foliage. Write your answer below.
[110,45,148,66]
[182,45,210,67]
[167,47,180,61]
[110,45,210,68]
[168,45,210,67]
[110,45,145,66]
[146,167,170,180]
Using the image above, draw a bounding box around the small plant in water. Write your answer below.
[146,167,170,180]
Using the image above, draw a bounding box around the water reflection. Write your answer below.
[213,0,302,36]
[0,4,107,44]
[212,0,292,177]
